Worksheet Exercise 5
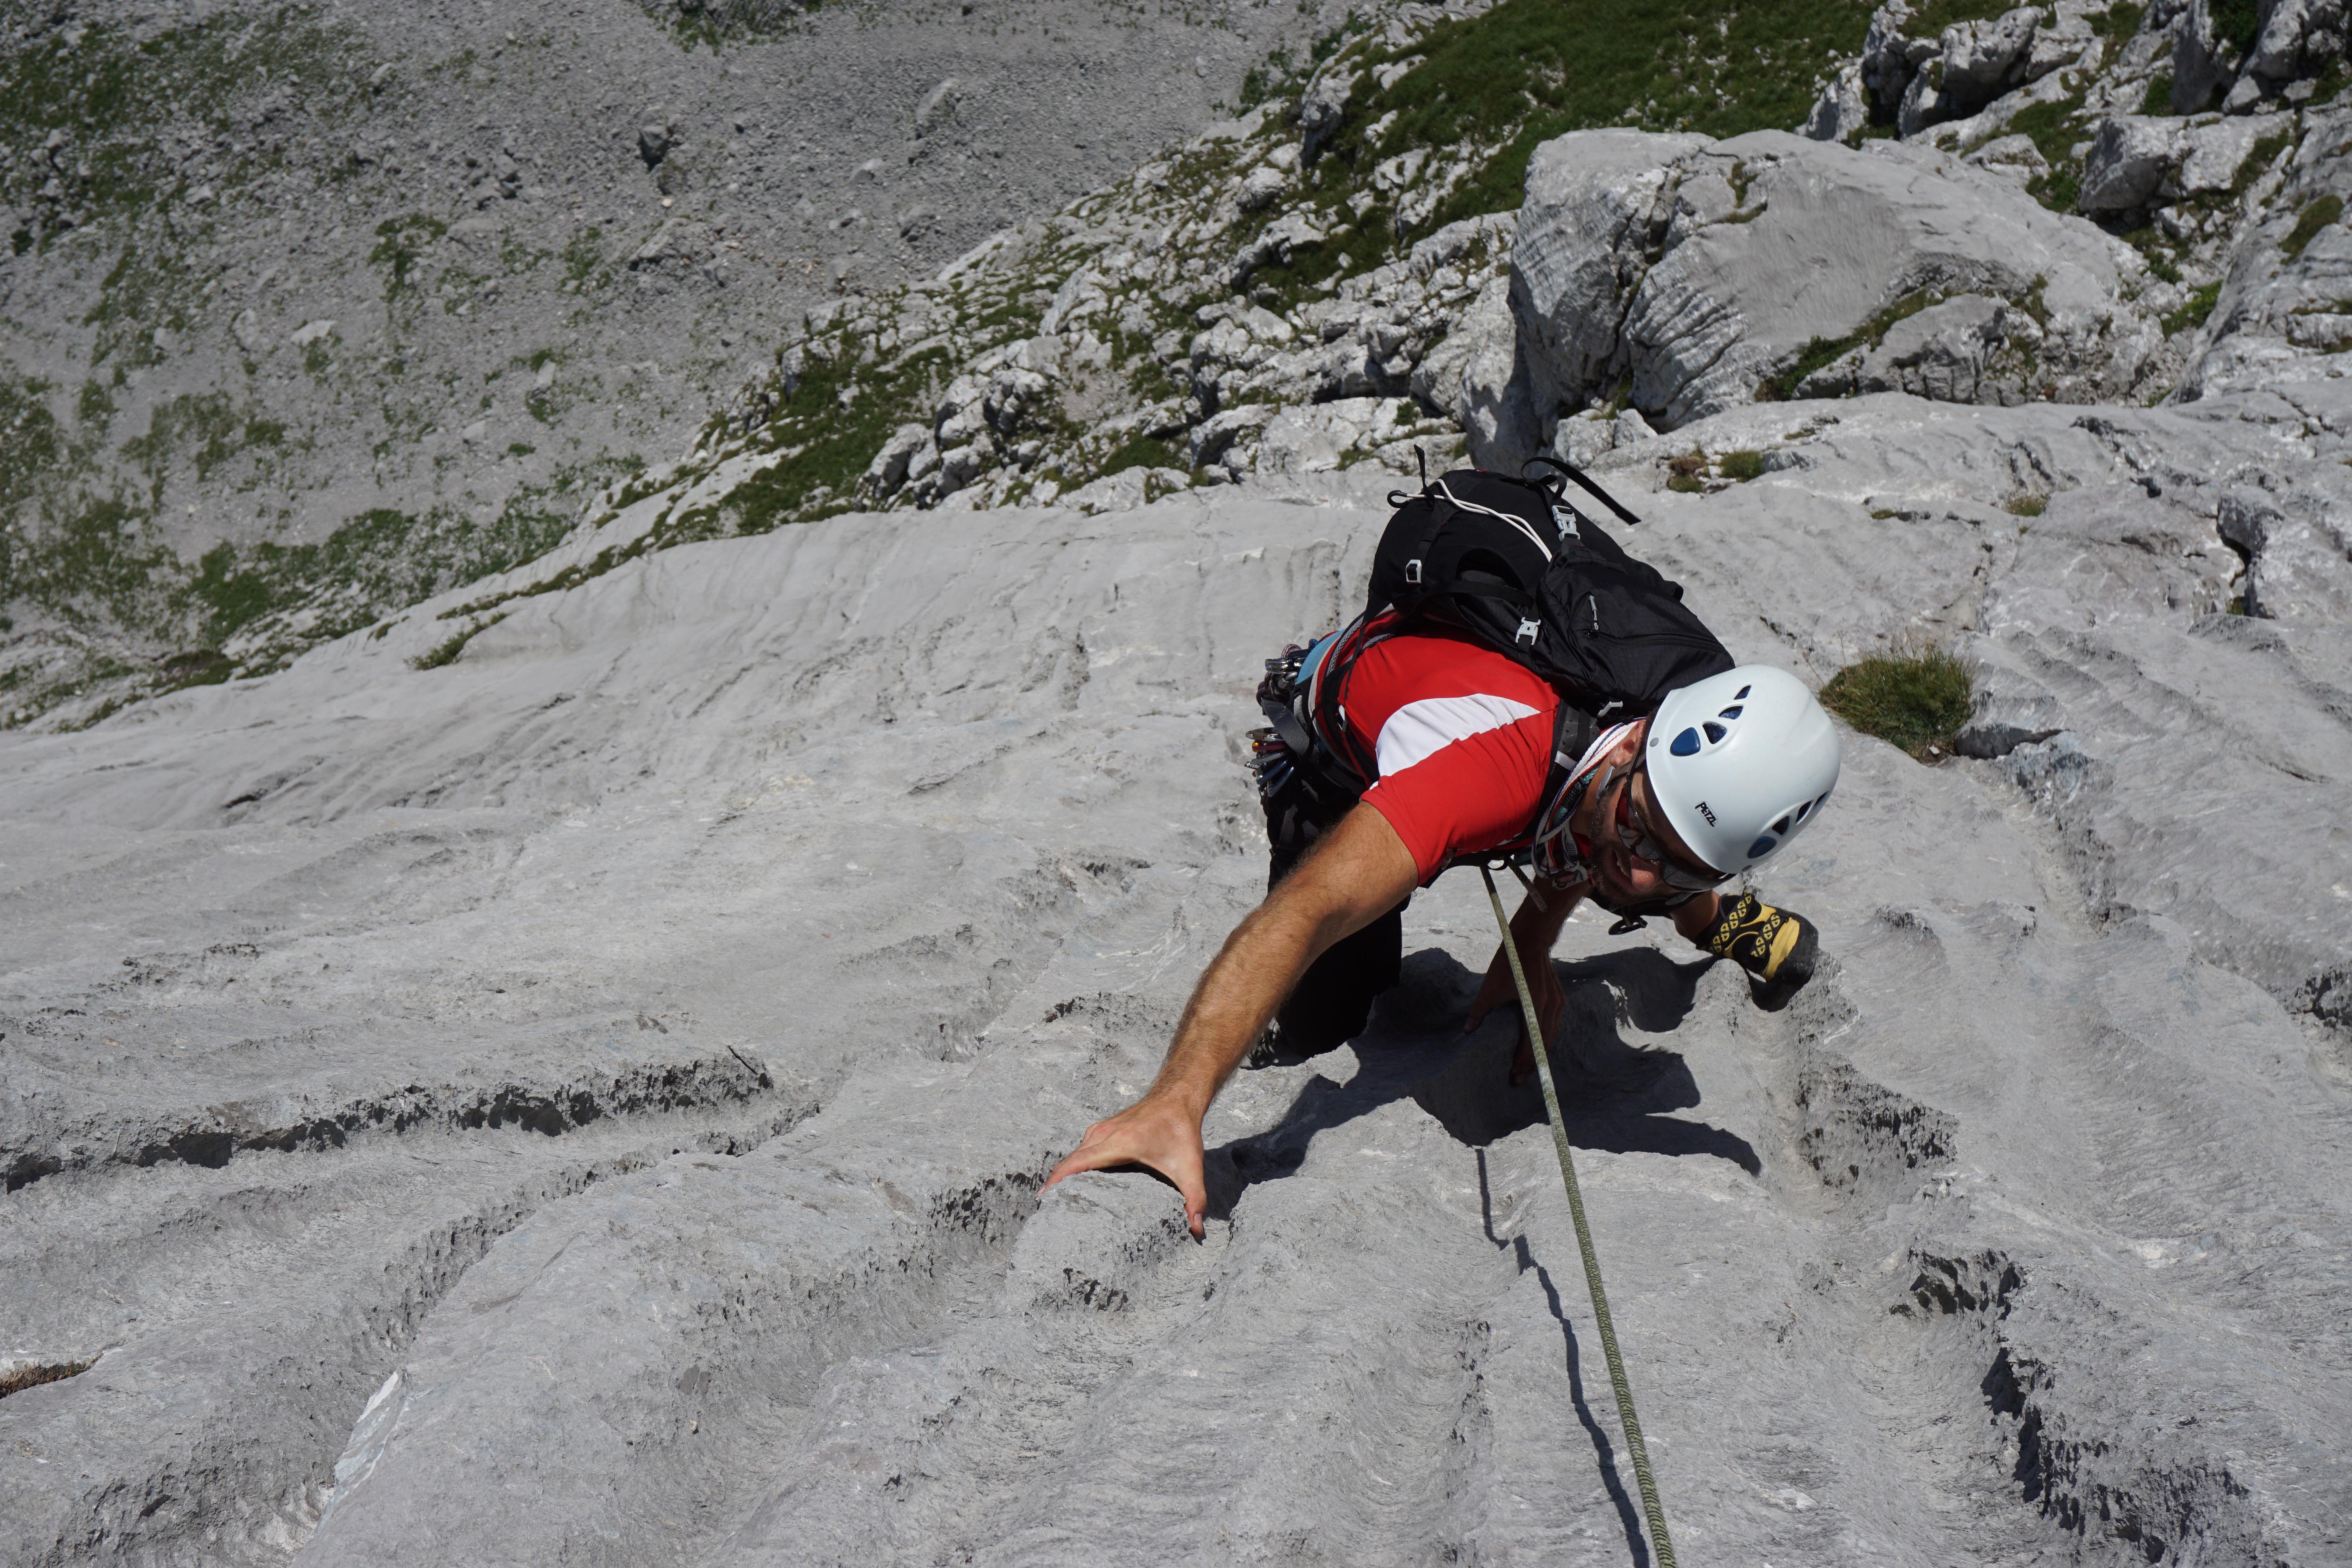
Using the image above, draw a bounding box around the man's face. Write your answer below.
[1590,757,1723,906]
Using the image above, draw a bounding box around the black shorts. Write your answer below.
[1261,767,1408,1056]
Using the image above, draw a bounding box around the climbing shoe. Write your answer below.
[1699,891,1818,1012]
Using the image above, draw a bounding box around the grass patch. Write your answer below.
[2212,0,2263,52]
[409,617,501,670]
[2094,3,2145,43]
[1902,0,2027,34]
[1718,448,1766,481]
[1099,431,1186,476]
[1758,287,1947,399]
[2001,91,2091,201]
[679,344,953,537]
[1343,0,1884,234]
[2004,494,2047,516]
[2163,279,2221,335]
[2231,129,2293,195]
[1821,643,1974,759]
[2283,194,2344,260]
[0,10,364,248]
[370,215,448,302]
[2139,73,2173,116]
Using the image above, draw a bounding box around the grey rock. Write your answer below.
[1407,274,1512,426]
[1227,210,1324,288]
[1856,293,2007,401]
[1297,65,1354,161]
[2247,0,2346,81]
[1803,61,1871,144]
[1965,131,2049,180]
[2172,0,2236,112]
[2078,114,2179,211]
[1187,403,1274,466]
[915,78,960,138]
[1236,163,1290,212]
[1458,288,1540,470]
[1897,62,1957,136]
[865,421,931,495]
[1510,129,1705,421]
[1550,408,1618,467]
[2173,110,2294,196]
[1954,640,2064,757]
[2219,481,2352,620]
[1861,0,1924,114]
[2020,13,2094,82]
[1512,129,2161,429]
[8,407,2352,1564]
[1938,7,2041,103]
[637,122,671,169]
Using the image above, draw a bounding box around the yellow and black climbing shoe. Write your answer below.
[1699,891,1818,1012]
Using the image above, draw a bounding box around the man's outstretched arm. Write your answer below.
[1043,803,1420,1238]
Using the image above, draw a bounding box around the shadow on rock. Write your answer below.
[1477,1144,1653,1567]
[1205,946,1760,1220]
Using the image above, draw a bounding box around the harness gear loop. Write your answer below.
[1478,864,1678,1568]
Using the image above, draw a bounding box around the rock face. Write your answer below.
[0,0,1357,726]
[4,392,2351,1566]
[1498,128,2164,451]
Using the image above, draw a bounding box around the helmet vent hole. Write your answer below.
[1702,721,1727,744]
[1671,727,1702,757]
[1748,835,1777,859]
[1733,684,1752,700]
[1771,813,1793,835]
[1718,705,1742,719]
[1793,801,1811,823]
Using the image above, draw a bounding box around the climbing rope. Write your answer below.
[1480,864,1677,1568]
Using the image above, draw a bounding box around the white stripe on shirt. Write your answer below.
[1375,693,1543,777]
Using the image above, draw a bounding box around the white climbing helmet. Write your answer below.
[1644,665,1841,877]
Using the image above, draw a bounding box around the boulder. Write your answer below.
[2078,115,2180,212]
[2218,482,2352,621]
[1296,65,1353,162]
[1939,7,2042,102]
[2248,0,2348,83]
[1508,129,2161,436]
[2172,0,2236,113]
[1804,61,1871,144]
[864,423,932,496]
[915,79,960,138]
[1967,132,2050,181]
[2174,111,2293,197]
[1861,0,1932,115]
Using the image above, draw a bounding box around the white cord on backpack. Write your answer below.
[1432,480,1554,561]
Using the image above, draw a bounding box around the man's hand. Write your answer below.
[1464,882,1578,1083]
[1042,804,1419,1241]
[1044,1096,1209,1237]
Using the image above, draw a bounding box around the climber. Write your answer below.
[1044,465,1841,1237]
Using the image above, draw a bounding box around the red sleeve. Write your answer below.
[1359,711,1553,885]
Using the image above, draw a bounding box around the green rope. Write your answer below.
[1481,865,1677,1568]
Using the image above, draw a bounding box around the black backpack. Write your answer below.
[1368,460,1731,715]
[1264,458,1732,820]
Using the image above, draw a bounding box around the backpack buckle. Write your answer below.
[1404,559,1423,585]
[1515,617,1541,646]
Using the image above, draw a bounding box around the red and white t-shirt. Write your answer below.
[1333,626,1559,884]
